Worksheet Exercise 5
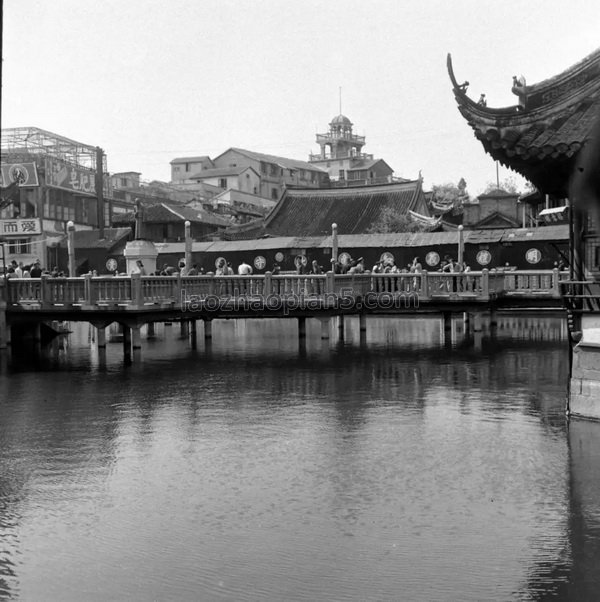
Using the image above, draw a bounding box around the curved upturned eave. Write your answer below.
[447,53,520,118]
[447,51,600,197]
[447,50,600,127]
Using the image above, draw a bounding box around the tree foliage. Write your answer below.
[482,176,523,194]
[431,178,470,208]
[367,207,428,234]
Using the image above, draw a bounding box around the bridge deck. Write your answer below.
[2,269,565,324]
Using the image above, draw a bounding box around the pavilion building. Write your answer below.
[448,47,600,419]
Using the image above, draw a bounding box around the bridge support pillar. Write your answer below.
[319,317,330,339]
[180,320,189,337]
[490,308,498,328]
[298,317,306,339]
[359,314,367,333]
[473,313,483,333]
[0,308,7,350]
[190,320,197,349]
[132,325,142,361]
[338,315,345,340]
[443,312,452,332]
[204,319,212,339]
[569,317,600,420]
[147,322,155,338]
[122,324,132,365]
[96,326,106,349]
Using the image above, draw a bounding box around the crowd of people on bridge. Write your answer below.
[3,259,61,279]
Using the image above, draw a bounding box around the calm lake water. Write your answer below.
[1,314,599,601]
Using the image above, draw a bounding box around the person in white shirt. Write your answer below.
[237,261,253,275]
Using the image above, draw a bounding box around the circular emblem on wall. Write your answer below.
[294,255,308,268]
[425,251,440,267]
[106,258,118,272]
[525,248,542,264]
[275,252,284,263]
[476,250,492,266]
[254,255,266,270]
[380,251,395,264]
[215,256,227,269]
[8,164,28,184]
[338,252,352,266]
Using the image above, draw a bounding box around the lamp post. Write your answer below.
[332,223,338,264]
[67,220,76,277]
[458,225,464,266]
[184,220,192,275]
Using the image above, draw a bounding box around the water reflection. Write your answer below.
[1,313,597,601]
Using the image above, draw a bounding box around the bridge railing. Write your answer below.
[503,268,565,298]
[4,269,564,309]
[560,280,600,312]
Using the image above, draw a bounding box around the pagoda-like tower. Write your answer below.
[314,114,366,160]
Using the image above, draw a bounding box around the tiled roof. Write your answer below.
[116,203,230,227]
[500,224,568,242]
[165,204,232,226]
[472,212,521,229]
[447,48,600,196]
[220,219,267,240]
[189,166,257,180]
[218,147,327,173]
[170,155,212,164]
[346,158,393,172]
[60,227,131,250]
[155,225,568,256]
[264,180,427,236]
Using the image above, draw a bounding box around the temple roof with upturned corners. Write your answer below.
[447,48,600,197]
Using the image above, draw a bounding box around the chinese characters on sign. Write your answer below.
[44,157,111,195]
[0,218,42,236]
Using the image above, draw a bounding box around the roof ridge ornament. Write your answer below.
[512,75,528,109]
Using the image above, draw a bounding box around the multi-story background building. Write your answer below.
[0,127,124,268]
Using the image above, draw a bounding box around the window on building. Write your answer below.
[219,178,227,189]
[339,170,345,180]
[65,199,75,222]
[7,239,31,254]
[300,169,306,179]
[185,163,191,172]
[43,193,50,219]
[120,178,128,187]
[271,188,279,200]
[260,162,267,174]
[270,164,279,177]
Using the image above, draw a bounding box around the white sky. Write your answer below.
[2,0,599,196]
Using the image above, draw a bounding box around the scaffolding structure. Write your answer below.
[1,127,107,172]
